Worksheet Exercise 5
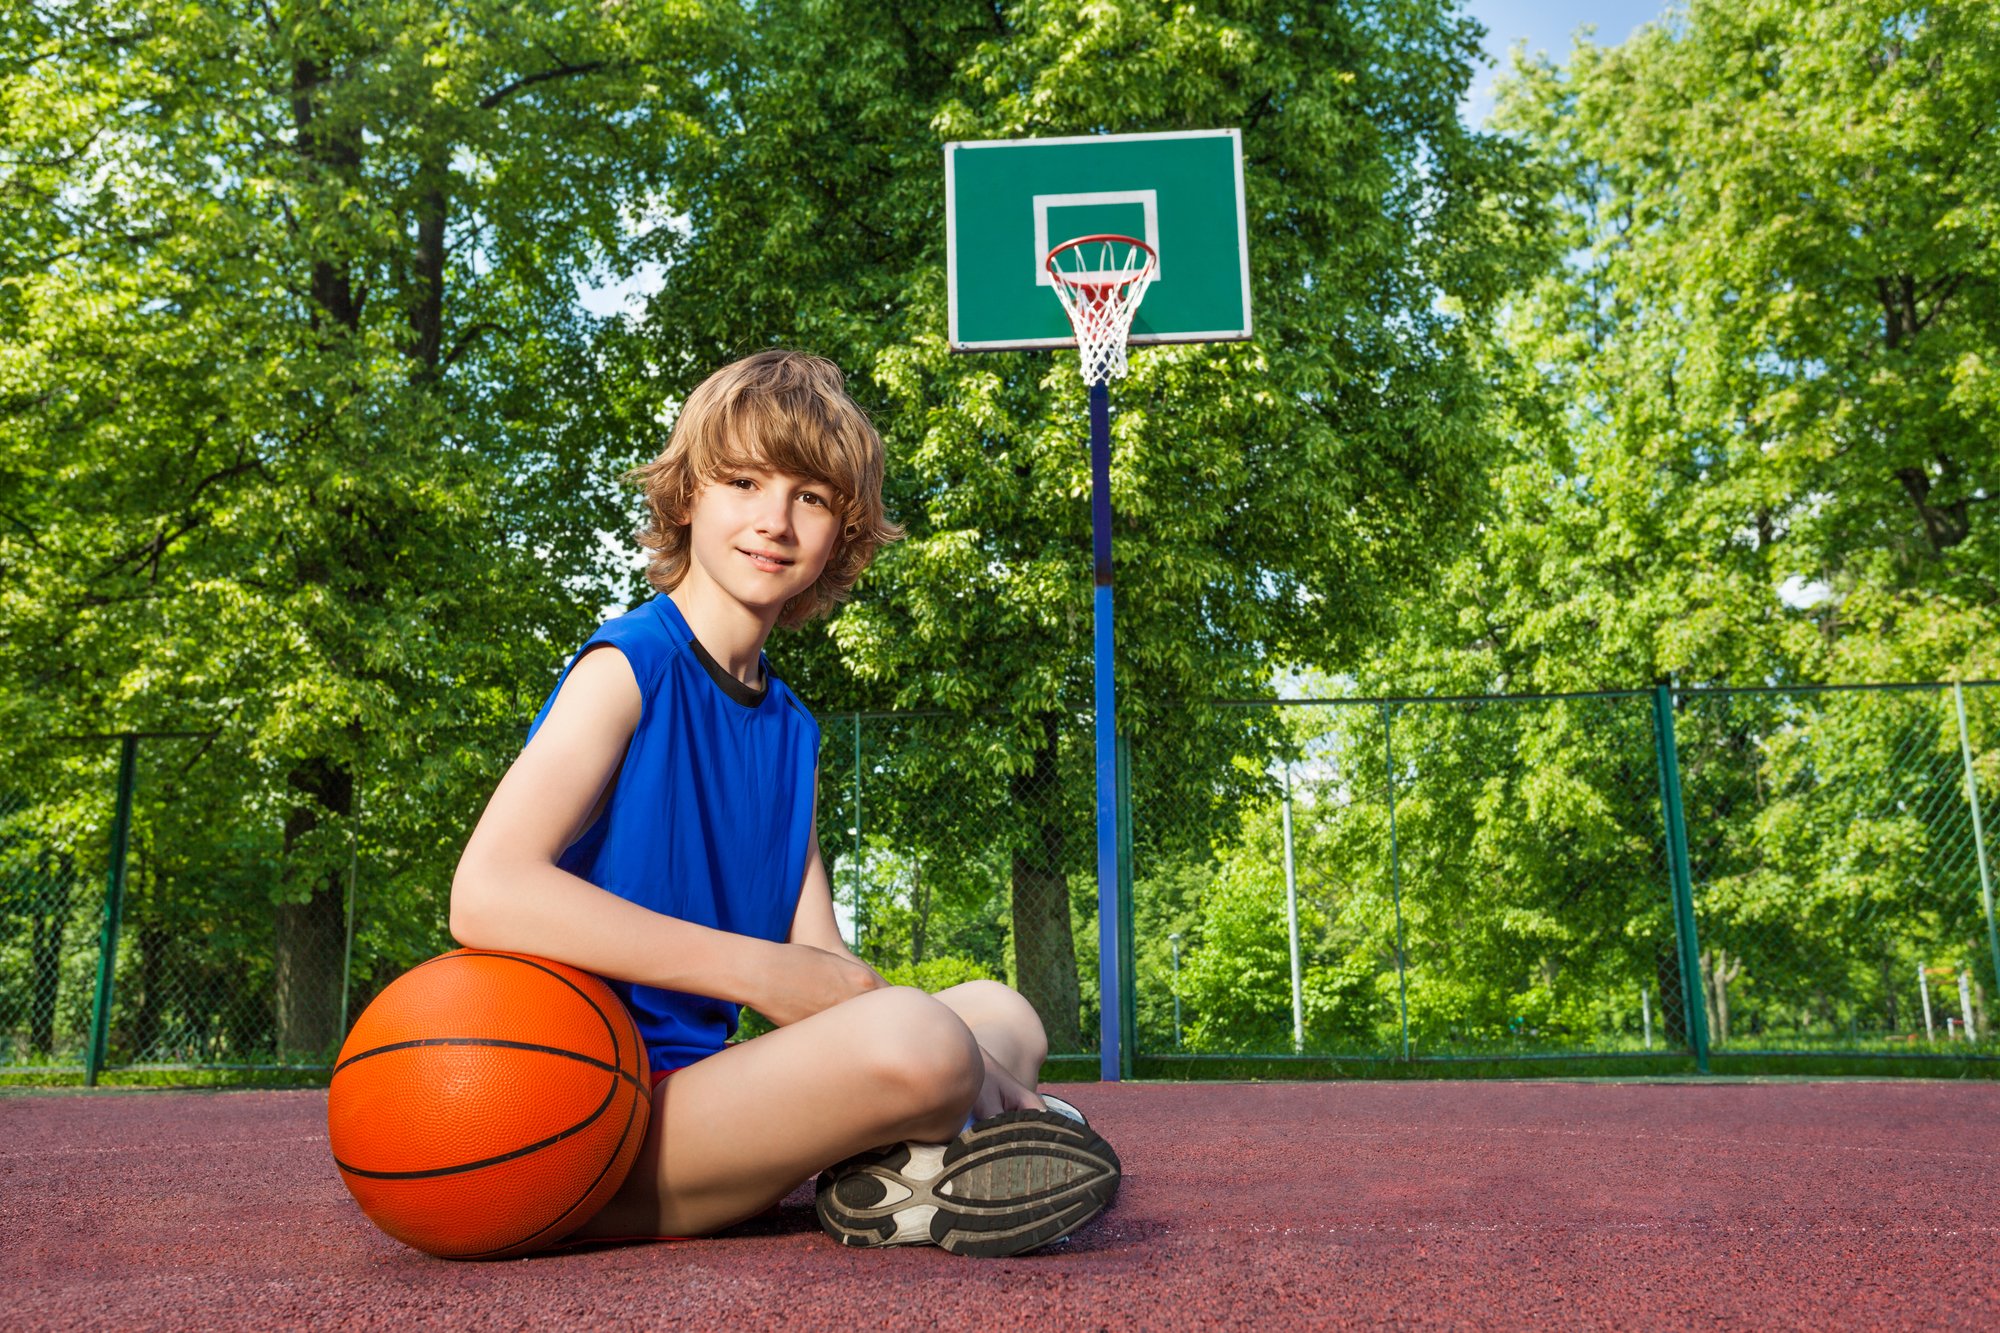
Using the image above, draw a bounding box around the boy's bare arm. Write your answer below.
[785,767,879,969]
[451,646,879,1024]
[788,846,883,969]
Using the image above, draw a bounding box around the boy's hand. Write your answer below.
[757,944,887,1027]
[969,1048,1049,1123]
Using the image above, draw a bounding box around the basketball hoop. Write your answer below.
[1045,234,1158,387]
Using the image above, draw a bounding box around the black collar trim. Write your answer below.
[684,632,769,709]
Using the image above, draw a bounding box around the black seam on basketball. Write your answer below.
[566,968,639,1083]
[335,1074,620,1181]
[463,1070,644,1259]
[333,948,651,1255]
[418,944,636,1080]
[454,944,632,1080]
[331,1036,644,1099]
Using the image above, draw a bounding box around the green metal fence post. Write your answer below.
[1651,685,1710,1073]
[1953,682,1999,999]
[1381,703,1412,1062]
[86,733,139,1087]
[1115,734,1136,1080]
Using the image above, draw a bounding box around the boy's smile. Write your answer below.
[740,548,793,571]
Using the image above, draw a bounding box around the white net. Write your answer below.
[1046,235,1158,386]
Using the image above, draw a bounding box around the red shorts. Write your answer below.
[650,1066,682,1090]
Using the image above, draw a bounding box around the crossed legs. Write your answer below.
[574,980,1050,1241]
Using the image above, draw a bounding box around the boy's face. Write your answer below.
[683,462,842,621]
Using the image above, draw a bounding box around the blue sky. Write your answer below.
[1460,0,1674,123]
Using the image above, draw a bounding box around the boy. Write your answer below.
[450,349,1120,1257]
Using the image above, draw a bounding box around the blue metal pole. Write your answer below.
[1090,380,1124,1082]
[1116,733,1136,1079]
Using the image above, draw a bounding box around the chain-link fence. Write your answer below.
[0,770,111,1071]
[1674,684,1998,1053]
[1127,683,1997,1068]
[1125,692,1682,1063]
[3,681,1994,1080]
[820,710,1099,1058]
[0,728,516,1080]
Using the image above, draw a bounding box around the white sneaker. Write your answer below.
[1039,1093,1086,1125]
[815,1109,1122,1257]
[956,1092,1085,1135]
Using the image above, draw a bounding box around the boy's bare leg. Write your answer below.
[576,985,988,1240]
[929,979,1052,1116]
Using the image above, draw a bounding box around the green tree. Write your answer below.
[1308,0,2000,1060]
[0,2,721,1053]
[622,0,1540,1050]
[1159,694,1673,1059]
[1388,0,1999,702]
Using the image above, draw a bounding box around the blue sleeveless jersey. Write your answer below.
[525,595,821,1071]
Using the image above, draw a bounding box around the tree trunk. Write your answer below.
[274,883,346,1056]
[275,757,352,1057]
[292,57,365,335]
[1655,940,1688,1046]
[274,59,363,1061]
[409,142,448,381]
[1700,949,1717,1045]
[1703,947,1741,1045]
[1713,952,1730,1045]
[1010,712,1081,1052]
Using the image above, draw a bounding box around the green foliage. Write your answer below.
[631,0,1539,1047]
[1129,853,1203,1050]
[1150,685,1997,1062]
[11,1,1990,1076]
[1669,686,1998,1047]
[1389,0,1999,702]
[1217,0,2000,1063]
[0,2,723,1054]
[876,955,1000,993]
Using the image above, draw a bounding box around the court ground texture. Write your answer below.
[6,1080,1997,1329]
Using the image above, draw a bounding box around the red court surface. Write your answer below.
[5,1080,1997,1329]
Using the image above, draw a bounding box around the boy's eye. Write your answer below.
[722,475,830,508]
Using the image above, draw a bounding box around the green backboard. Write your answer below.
[945,129,1251,352]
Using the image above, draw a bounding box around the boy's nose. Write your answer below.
[754,494,793,537]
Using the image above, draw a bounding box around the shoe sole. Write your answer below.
[815,1109,1121,1257]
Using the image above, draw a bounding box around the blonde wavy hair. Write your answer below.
[626,349,904,628]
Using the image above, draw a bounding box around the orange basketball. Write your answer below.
[327,949,651,1259]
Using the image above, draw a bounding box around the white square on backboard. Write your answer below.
[1032,191,1161,286]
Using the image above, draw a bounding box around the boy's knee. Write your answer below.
[945,979,1049,1065]
[860,987,981,1114]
